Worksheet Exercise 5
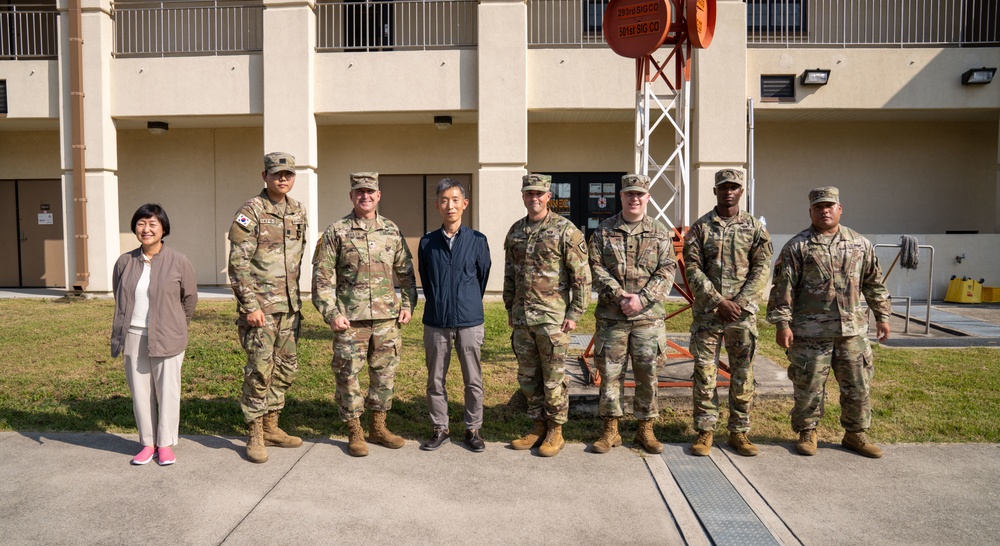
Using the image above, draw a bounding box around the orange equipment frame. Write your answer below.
[578,227,732,388]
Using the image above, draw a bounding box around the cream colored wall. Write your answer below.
[314,49,475,112]
[316,124,479,230]
[748,48,1000,109]
[116,127,264,285]
[113,56,264,116]
[755,121,998,235]
[0,60,59,119]
[528,122,634,171]
[0,132,61,178]
[527,49,633,110]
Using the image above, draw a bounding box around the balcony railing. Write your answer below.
[748,0,1000,47]
[0,4,58,60]
[113,0,264,57]
[528,0,609,47]
[316,0,476,51]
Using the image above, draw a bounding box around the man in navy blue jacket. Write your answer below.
[418,178,492,452]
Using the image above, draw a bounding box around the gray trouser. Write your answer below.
[424,324,485,430]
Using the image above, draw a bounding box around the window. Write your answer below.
[760,75,794,101]
[747,0,805,34]
[585,0,610,33]
[0,81,7,115]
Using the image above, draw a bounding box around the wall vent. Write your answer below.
[761,75,795,101]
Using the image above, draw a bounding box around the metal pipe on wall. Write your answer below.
[69,0,88,291]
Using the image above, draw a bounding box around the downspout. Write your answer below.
[747,97,755,217]
[69,0,88,291]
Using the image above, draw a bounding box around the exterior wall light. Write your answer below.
[800,69,830,86]
[434,115,452,130]
[147,121,169,135]
[961,67,996,85]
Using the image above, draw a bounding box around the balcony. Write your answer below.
[113,0,264,57]
[528,0,610,48]
[748,0,1000,47]
[0,3,58,60]
[315,0,477,52]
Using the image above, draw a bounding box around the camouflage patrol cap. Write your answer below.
[522,174,552,193]
[715,168,745,187]
[809,186,840,206]
[264,152,296,174]
[621,174,651,194]
[350,172,380,191]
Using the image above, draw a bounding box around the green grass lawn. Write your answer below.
[0,298,997,445]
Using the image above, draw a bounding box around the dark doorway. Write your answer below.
[547,172,626,240]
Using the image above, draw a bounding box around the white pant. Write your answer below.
[123,330,184,447]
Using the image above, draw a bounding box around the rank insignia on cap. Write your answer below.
[236,214,251,227]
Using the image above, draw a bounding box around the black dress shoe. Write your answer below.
[420,428,450,451]
[465,429,486,452]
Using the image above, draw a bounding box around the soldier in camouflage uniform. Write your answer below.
[229,152,308,464]
[684,168,772,458]
[504,174,591,457]
[589,174,677,455]
[767,186,891,459]
[312,172,417,457]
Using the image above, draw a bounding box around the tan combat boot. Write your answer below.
[796,429,818,456]
[842,431,883,459]
[634,419,664,454]
[728,431,759,457]
[346,417,368,457]
[263,410,303,448]
[246,417,268,464]
[538,421,565,457]
[369,410,405,449]
[690,430,713,457]
[592,417,622,454]
[510,420,547,450]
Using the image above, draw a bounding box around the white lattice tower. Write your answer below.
[635,43,691,229]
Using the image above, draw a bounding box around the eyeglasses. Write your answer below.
[272,171,295,180]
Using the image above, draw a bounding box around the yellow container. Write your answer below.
[944,278,982,304]
[982,286,1000,303]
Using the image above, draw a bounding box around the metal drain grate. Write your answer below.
[662,445,780,545]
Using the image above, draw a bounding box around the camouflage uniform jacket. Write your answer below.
[503,212,591,326]
[228,190,307,315]
[589,213,677,321]
[684,209,772,323]
[766,225,891,337]
[311,211,417,323]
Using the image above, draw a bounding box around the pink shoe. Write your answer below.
[156,446,176,466]
[131,446,156,465]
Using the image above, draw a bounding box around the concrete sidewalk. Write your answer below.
[1,432,996,545]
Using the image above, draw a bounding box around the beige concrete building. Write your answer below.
[1,0,998,300]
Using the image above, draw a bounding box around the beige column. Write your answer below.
[58,0,119,292]
[477,0,529,292]
[691,0,749,221]
[995,114,1000,233]
[262,0,318,286]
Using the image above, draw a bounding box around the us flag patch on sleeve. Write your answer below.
[236,214,251,227]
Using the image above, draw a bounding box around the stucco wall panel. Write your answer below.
[0,60,59,119]
[314,50,475,113]
[754,121,998,235]
[0,131,61,179]
[527,49,633,110]
[749,48,1000,109]
[113,56,263,116]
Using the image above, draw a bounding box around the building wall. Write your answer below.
[754,121,998,235]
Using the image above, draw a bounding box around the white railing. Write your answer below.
[113,1,264,57]
[748,0,1000,47]
[0,5,58,59]
[528,0,610,47]
[316,1,477,51]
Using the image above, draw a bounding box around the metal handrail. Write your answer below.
[874,242,935,335]
[0,5,59,60]
[113,0,264,57]
[527,0,610,48]
[316,0,477,52]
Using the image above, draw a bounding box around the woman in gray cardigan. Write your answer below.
[111,204,197,466]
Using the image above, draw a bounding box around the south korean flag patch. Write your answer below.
[236,213,252,229]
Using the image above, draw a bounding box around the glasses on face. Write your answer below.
[272,171,295,180]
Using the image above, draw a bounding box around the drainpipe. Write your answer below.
[69,0,88,291]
